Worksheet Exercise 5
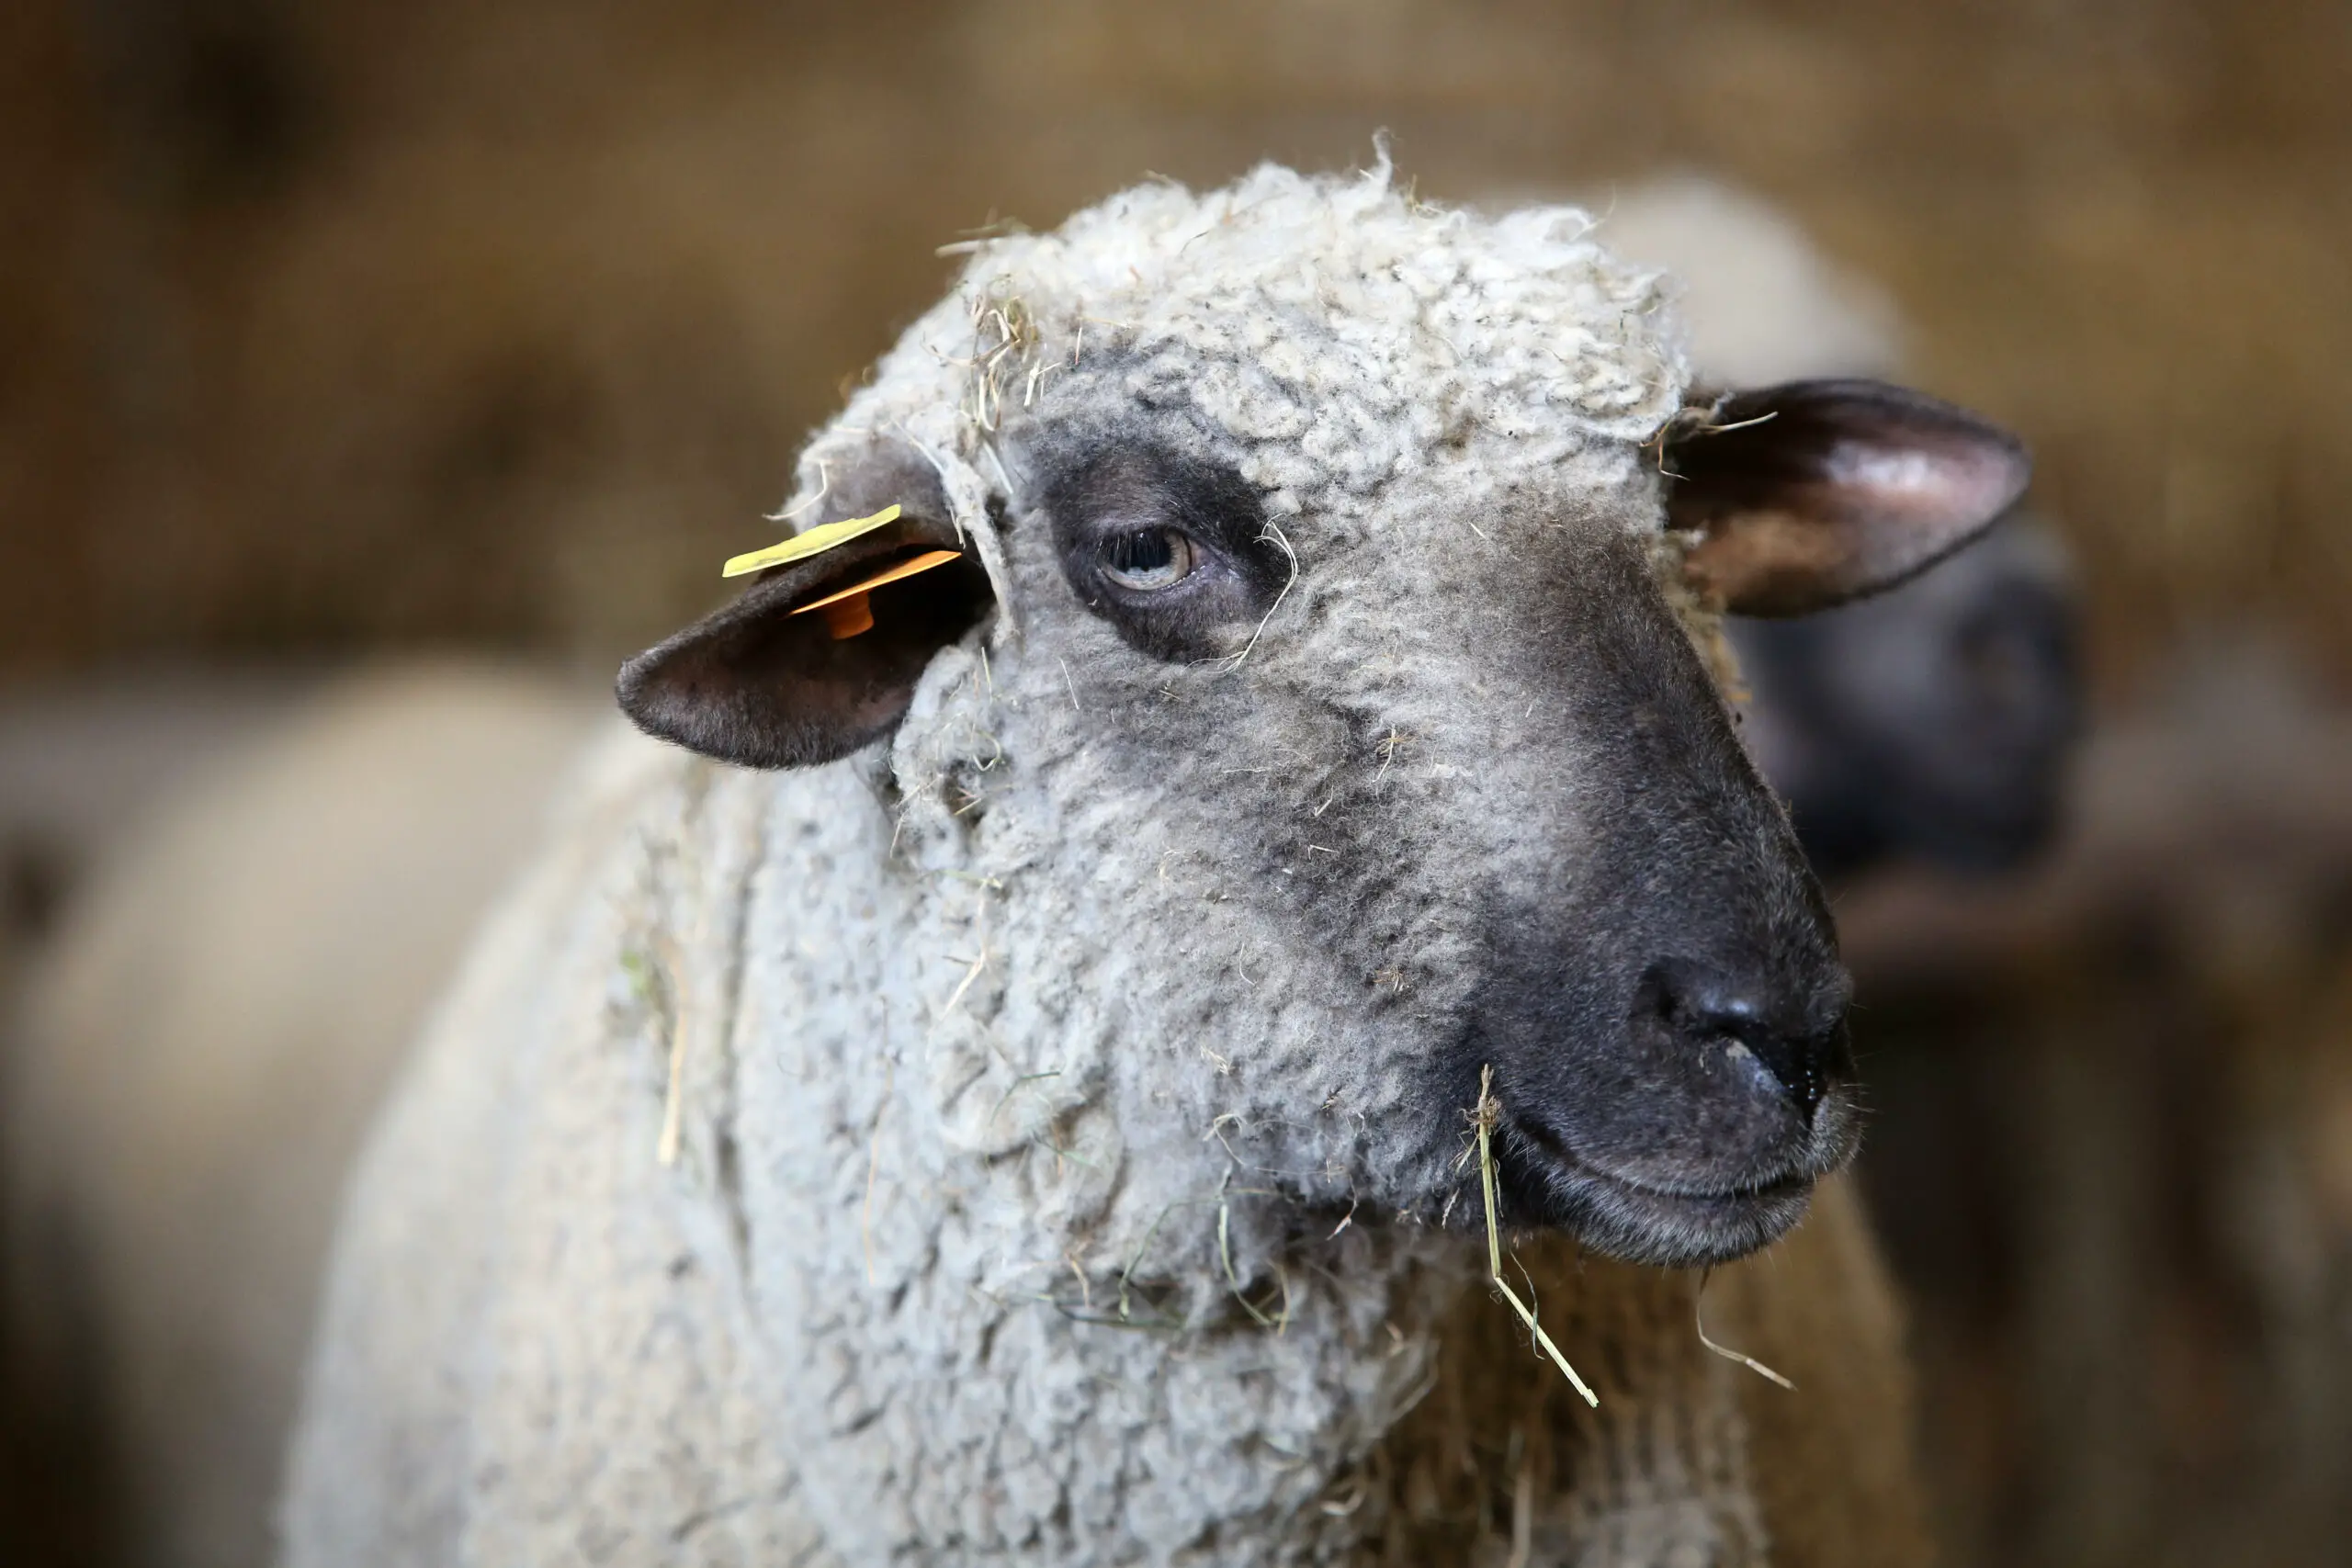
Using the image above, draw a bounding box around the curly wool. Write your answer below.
[287,164,1925,1568]
[812,152,1686,620]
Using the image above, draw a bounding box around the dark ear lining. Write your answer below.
[1664,378,2032,616]
[616,511,994,768]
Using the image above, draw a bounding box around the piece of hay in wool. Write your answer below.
[1472,1065,1600,1408]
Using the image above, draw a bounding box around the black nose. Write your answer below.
[1647,961,1850,1122]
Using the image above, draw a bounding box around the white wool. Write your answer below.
[808,153,1687,619]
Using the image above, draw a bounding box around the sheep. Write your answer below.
[287,161,2031,1563]
[270,157,2030,1566]
[1,664,605,1568]
[0,162,2022,1568]
[1598,175,2081,883]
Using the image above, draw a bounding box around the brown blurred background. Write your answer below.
[6,0,2349,685]
[3,2,2349,1565]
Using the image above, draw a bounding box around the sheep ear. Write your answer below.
[1664,378,2030,616]
[616,499,994,770]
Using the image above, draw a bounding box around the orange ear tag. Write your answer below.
[790,549,964,640]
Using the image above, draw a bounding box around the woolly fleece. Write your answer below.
[809,151,1684,620]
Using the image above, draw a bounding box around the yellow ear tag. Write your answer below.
[720,503,903,579]
[790,549,965,639]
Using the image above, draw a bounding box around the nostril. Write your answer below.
[1736,1022,1844,1122]
[1641,960,1849,1122]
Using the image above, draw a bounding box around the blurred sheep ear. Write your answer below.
[616,459,995,769]
[1664,378,2031,616]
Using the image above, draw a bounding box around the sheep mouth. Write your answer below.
[1491,1115,1822,1269]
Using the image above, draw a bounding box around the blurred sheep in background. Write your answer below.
[1,668,602,1568]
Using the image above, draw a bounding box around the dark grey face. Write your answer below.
[1730,518,2081,883]
[1023,436,1858,1267]
[1446,530,1858,1267]
[618,377,2031,1269]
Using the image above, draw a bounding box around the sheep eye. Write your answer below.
[1040,446,1277,661]
[1099,528,1197,592]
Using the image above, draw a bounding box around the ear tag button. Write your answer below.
[721,503,903,579]
[790,549,965,640]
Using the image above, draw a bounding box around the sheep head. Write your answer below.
[617,161,2027,1273]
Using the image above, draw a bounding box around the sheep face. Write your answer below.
[985,398,1859,1269]
[624,400,2024,1275]
[618,168,2030,1272]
